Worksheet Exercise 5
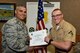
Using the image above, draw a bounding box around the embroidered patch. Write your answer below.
[68,31,73,35]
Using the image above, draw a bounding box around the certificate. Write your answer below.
[29,29,48,46]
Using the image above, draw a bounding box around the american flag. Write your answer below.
[36,0,46,30]
[36,0,47,53]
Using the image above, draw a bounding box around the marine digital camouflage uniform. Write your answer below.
[50,20,76,53]
[2,18,29,53]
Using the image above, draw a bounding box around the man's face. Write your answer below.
[52,10,63,25]
[15,7,26,21]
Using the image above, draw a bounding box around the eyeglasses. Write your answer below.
[52,14,62,17]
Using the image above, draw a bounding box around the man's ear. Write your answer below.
[15,10,16,14]
[61,14,63,18]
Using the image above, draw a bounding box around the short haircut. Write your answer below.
[15,5,26,10]
[53,8,61,12]
[51,8,63,15]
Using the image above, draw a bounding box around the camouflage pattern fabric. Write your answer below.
[2,18,29,53]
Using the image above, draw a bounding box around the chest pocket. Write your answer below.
[52,28,65,41]
[16,24,28,39]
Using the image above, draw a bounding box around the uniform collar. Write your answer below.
[53,20,65,31]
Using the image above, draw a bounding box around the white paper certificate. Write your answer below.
[29,29,48,46]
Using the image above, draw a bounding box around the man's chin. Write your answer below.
[55,22,59,25]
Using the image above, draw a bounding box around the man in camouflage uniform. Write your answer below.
[44,8,76,53]
[2,5,30,53]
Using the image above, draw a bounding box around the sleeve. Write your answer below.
[64,25,76,43]
[49,27,54,39]
[3,23,29,52]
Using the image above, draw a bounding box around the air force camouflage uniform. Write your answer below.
[50,20,76,53]
[2,18,29,53]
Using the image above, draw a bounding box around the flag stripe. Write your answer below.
[38,21,41,30]
[41,20,45,29]
[37,20,45,30]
